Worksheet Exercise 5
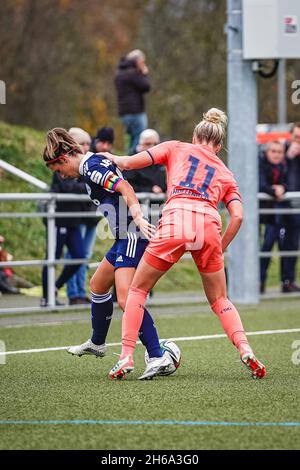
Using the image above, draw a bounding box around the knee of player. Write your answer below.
[117,296,126,311]
[90,275,105,295]
[89,276,96,292]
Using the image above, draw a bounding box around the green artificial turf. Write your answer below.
[0,298,300,450]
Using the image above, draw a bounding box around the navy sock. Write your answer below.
[90,292,113,345]
[138,308,162,358]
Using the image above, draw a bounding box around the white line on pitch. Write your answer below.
[1,320,89,329]
[0,328,299,356]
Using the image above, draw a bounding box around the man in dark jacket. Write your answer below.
[259,141,288,293]
[115,49,150,155]
[281,122,300,292]
[91,127,114,154]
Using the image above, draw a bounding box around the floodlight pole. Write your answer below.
[226,0,259,304]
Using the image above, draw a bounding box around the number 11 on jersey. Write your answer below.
[179,155,216,199]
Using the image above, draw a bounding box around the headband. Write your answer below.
[45,149,73,166]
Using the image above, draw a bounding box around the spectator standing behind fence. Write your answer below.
[115,49,150,155]
[65,128,99,305]
[259,141,288,294]
[123,129,166,194]
[91,127,114,154]
[41,164,86,307]
[281,122,300,293]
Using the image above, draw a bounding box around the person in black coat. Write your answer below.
[90,127,114,154]
[281,123,300,292]
[259,141,288,293]
[115,49,150,155]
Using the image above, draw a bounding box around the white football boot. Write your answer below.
[138,352,175,380]
[109,355,134,380]
[67,339,107,358]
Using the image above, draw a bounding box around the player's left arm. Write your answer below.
[100,151,153,171]
[115,179,156,240]
[101,141,174,171]
[221,178,243,252]
[222,200,243,253]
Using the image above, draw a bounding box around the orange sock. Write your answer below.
[121,287,148,359]
[211,297,253,356]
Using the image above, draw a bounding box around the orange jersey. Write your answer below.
[147,141,241,219]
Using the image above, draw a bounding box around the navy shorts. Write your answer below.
[105,234,148,270]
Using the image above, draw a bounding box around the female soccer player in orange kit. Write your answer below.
[108,108,266,380]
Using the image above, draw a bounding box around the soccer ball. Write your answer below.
[145,339,181,376]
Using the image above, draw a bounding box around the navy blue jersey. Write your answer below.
[79,152,143,239]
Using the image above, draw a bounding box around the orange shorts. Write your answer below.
[144,208,224,273]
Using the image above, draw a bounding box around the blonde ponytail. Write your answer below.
[193,108,228,147]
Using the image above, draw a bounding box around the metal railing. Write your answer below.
[0,192,165,314]
[257,192,300,259]
[0,159,49,191]
[0,191,300,314]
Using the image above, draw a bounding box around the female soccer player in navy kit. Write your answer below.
[43,128,174,380]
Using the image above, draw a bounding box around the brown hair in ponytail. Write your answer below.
[43,127,82,163]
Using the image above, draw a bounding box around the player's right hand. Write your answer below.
[100,152,125,169]
[98,151,115,161]
[135,217,157,240]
